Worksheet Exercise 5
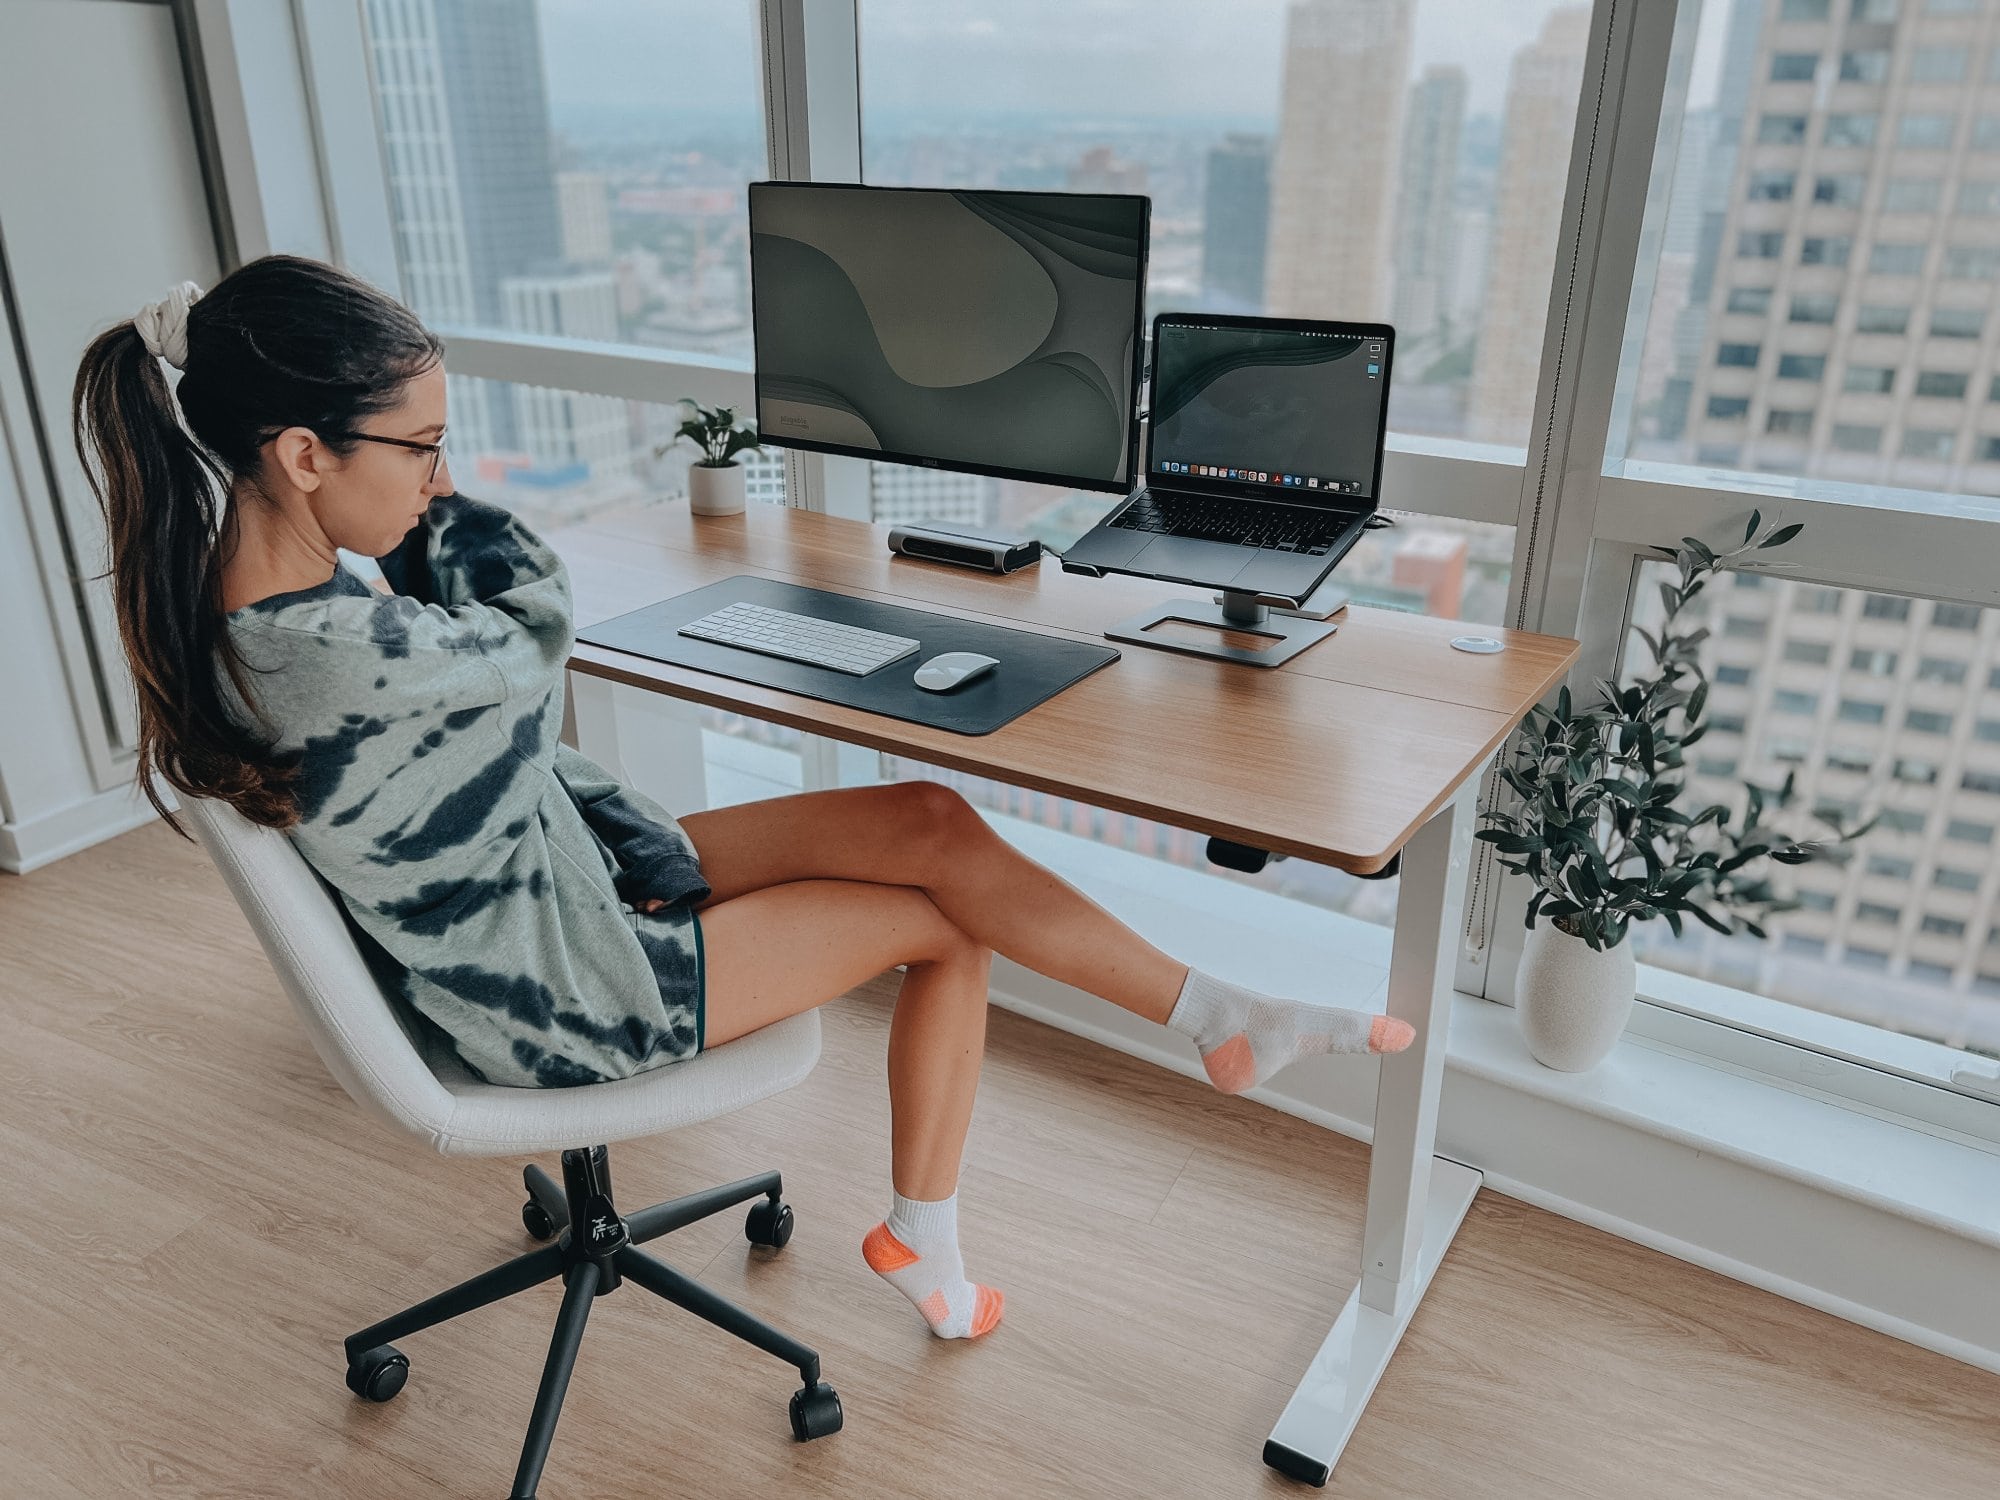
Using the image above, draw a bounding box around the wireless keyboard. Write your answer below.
[676,600,923,676]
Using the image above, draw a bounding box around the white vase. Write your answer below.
[688,461,746,516]
[1515,922,1637,1072]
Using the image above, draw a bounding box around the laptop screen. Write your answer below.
[1147,318,1390,502]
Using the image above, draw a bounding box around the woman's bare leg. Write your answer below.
[695,875,993,1199]
[682,782,1189,1025]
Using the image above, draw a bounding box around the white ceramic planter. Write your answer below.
[688,461,746,516]
[1515,922,1636,1072]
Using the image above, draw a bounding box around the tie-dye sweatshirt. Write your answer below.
[218,493,711,1088]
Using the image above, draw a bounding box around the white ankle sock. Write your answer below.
[861,1190,1004,1340]
[1165,967,1413,1093]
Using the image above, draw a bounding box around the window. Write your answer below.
[1854,303,1908,334]
[1869,243,1928,276]
[1851,0,1898,18]
[1897,113,1955,148]
[1864,594,1913,621]
[1846,947,1891,971]
[1893,756,1938,783]
[1738,230,1785,259]
[1844,366,1896,394]
[1922,915,1968,939]
[1856,902,1901,926]
[1977,718,2000,741]
[1800,235,1854,267]
[1783,640,1832,665]
[1928,0,1980,14]
[1915,656,1968,684]
[1838,698,1888,723]
[1839,51,1891,84]
[1766,408,1815,436]
[1727,287,1773,315]
[1868,855,1915,880]
[1722,613,1766,639]
[1708,395,1751,420]
[1828,745,1875,773]
[1946,245,2000,279]
[1813,174,1867,207]
[1948,819,1996,844]
[1784,934,1828,958]
[1880,809,1929,834]
[1905,708,1954,733]
[1965,771,2000,796]
[1799,889,1839,912]
[1776,354,1825,381]
[1936,867,1982,892]
[1911,48,1967,85]
[1930,307,1985,339]
[1881,178,1941,214]
[1934,603,1983,629]
[1715,663,1754,685]
[1790,294,1838,325]
[1773,689,1820,714]
[1831,422,1884,452]
[1850,647,1899,674]
[1764,734,1811,762]
[1826,113,1879,147]
[1915,371,1971,399]
[1717,342,1762,368]
[1977,115,2000,149]
[1759,113,1810,145]
[1981,436,2000,462]
[1957,181,2000,216]
[1780,0,1829,15]
[1748,171,1796,202]
[1771,53,1819,83]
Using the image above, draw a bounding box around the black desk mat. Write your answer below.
[576,574,1120,736]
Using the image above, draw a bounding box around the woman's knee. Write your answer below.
[890,780,989,878]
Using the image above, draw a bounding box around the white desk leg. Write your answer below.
[1264,778,1484,1487]
[563,670,629,782]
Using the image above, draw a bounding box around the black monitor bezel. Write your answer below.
[1144,309,1395,513]
[746,180,1151,497]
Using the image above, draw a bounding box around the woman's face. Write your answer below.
[289,361,456,557]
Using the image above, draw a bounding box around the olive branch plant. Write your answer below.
[1476,512,1874,953]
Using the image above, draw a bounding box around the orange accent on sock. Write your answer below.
[1203,1032,1257,1093]
[1371,1015,1416,1053]
[917,1288,951,1327]
[862,1222,920,1273]
[970,1284,1005,1338]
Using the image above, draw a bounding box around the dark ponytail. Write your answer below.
[71,253,444,836]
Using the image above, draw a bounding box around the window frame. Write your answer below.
[295,0,2000,1130]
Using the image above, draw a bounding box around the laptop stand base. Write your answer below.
[1105,589,1340,668]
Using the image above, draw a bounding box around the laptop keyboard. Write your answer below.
[1110,492,1348,554]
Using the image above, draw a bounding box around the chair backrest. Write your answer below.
[181,793,455,1140]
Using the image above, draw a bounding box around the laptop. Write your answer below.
[1059,311,1393,606]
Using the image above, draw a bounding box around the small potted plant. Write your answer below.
[1477,512,1869,1071]
[659,398,762,516]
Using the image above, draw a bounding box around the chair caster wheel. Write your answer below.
[522,1198,558,1241]
[345,1345,409,1402]
[746,1198,794,1250]
[790,1381,842,1440]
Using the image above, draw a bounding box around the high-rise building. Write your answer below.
[1264,0,1413,323]
[557,171,614,266]
[1201,134,1271,313]
[1067,146,1148,197]
[500,270,630,480]
[1466,6,1592,443]
[869,467,994,527]
[1392,66,1468,343]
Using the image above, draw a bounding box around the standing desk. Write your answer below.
[550,500,1578,1485]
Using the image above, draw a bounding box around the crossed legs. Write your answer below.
[679,780,1188,1200]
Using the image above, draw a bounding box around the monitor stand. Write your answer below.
[1104,575,1348,668]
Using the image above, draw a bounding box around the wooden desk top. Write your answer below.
[551,502,1578,874]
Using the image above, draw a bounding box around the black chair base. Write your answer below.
[341,1145,842,1499]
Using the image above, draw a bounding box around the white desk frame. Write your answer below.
[568,670,1488,1488]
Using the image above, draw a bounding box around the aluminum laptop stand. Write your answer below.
[1105,572,1350,668]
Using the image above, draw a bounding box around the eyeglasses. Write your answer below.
[342,428,447,485]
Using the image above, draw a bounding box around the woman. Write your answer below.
[73,254,1413,1343]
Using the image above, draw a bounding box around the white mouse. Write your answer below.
[913,651,999,692]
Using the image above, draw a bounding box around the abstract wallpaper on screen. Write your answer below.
[750,185,1145,486]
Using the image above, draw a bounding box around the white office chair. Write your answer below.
[181,794,842,1500]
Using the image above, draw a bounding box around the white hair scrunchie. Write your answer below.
[134,280,204,370]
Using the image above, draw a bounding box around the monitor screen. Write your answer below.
[1147,318,1391,503]
[748,182,1149,493]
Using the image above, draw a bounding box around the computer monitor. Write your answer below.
[1145,312,1392,508]
[747,181,1150,494]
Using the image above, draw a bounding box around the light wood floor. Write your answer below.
[4,821,1998,1498]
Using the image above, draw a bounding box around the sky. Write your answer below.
[536,0,1618,127]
